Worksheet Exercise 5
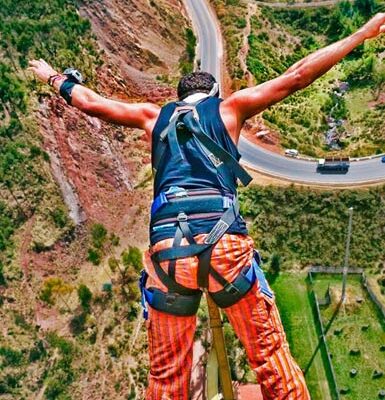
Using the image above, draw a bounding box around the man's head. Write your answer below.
[177,71,218,100]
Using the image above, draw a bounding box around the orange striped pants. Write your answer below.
[144,234,310,400]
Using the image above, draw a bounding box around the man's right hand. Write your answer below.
[27,59,59,84]
[360,12,385,40]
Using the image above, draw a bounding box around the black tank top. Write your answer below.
[150,96,248,244]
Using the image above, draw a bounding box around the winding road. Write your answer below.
[184,0,385,185]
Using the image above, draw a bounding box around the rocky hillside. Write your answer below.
[0,1,192,398]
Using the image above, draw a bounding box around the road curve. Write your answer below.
[183,0,385,185]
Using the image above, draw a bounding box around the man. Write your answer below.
[29,13,385,400]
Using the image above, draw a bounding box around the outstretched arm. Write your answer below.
[222,13,385,139]
[28,59,160,135]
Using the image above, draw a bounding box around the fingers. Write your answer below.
[29,59,40,67]
[28,59,50,67]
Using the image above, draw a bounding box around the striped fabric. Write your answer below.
[144,234,310,400]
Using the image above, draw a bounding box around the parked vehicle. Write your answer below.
[284,149,299,157]
[381,156,385,163]
[317,157,350,172]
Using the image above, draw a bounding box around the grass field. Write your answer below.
[271,273,332,400]
[312,274,385,399]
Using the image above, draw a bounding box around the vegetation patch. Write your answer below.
[240,184,385,269]
[0,0,101,275]
[179,28,197,75]
[271,273,332,400]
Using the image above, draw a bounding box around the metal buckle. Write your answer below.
[224,282,240,295]
[177,212,188,222]
[223,196,233,209]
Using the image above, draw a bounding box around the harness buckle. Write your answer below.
[223,196,233,209]
[223,282,240,295]
[177,212,188,222]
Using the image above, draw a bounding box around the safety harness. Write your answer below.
[140,98,269,318]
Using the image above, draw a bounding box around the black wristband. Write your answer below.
[59,80,77,105]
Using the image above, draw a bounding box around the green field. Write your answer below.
[271,273,332,400]
[313,274,385,399]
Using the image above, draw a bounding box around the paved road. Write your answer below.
[184,0,385,185]
[184,0,222,83]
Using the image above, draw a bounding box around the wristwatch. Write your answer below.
[63,68,84,84]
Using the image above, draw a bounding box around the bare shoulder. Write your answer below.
[219,96,243,145]
[141,103,162,139]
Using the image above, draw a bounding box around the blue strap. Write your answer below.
[139,270,151,319]
[151,192,168,216]
[251,258,274,299]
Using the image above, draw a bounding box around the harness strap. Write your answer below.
[153,103,200,174]
[183,112,252,187]
[168,224,183,281]
[152,243,211,263]
[204,198,239,245]
[152,257,200,296]
[177,212,196,244]
[197,247,214,288]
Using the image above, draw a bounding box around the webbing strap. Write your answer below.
[152,243,211,263]
[197,246,214,288]
[168,226,183,281]
[152,257,199,296]
[153,108,191,174]
[183,112,252,187]
[209,265,231,288]
[178,214,196,245]
[204,198,239,245]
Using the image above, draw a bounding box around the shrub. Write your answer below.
[77,284,92,310]
[40,277,73,306]
[87,247,102,265]
[0,262,6,286]
[50,207,69,229]
[121,247,143,272]
[91,223,107,249]
[0,347,24,367]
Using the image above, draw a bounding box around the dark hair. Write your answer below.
[177,71,217,100]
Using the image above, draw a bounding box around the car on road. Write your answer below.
[284,149,299,157]
[382,156,385,163]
